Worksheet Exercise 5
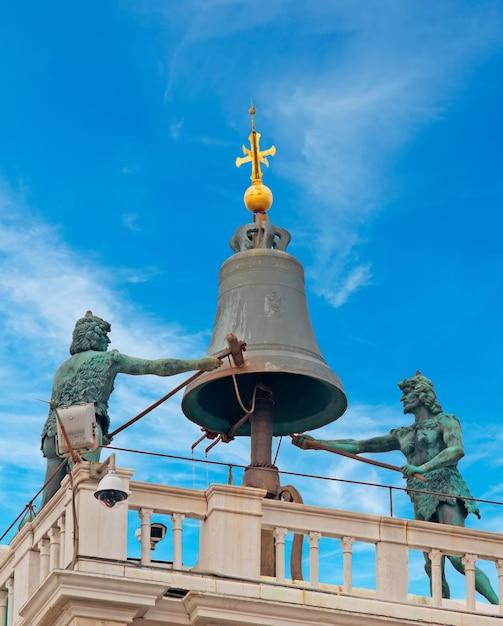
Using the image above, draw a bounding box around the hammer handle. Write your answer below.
[292,436,428,483]
[106,369,204,441]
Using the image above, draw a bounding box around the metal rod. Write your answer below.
[107,335,246,442]
[292,436,428,483]
[107,370,204,441]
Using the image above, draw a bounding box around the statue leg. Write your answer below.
[437,501,498,605]
[41,436,68,507]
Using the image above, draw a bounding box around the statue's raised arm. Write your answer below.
[41,311,221,505]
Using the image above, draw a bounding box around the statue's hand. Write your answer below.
[401,463,425,478]
[291,434,316,450]
[198,356,222,372]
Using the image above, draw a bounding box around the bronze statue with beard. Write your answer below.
[41,311,220,506]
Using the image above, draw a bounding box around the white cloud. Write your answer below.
[142,0,503,306]
[169,119,184,141]
[121,212,141,232]
[317,263,372,308]
[0,181,209,524]
[262,4,503,306]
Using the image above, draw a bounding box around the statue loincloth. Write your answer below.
[406,467,480,521]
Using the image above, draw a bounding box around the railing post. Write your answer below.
[38,537,50,583]
[462,553,477,611]
[308,531,321,588]
[341,536,353,593]
[497,559,503,615]
[376,519,408,602]
[198,485,265,579]
[273,527,288,582]
[429,549,442,606]
[172,513,185,570]
[71,464,132,568]
[5,577,13,626]
[48,526,61,573]
[139,508,153,566]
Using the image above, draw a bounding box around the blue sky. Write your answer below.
[1,0,503,598]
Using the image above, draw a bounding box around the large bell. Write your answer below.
[182,247,347,436]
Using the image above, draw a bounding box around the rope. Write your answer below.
[227,385,259,439]
[273,436,283,465]
[228,356,256,414]
[0,458,68,542]
[67,465,79,570]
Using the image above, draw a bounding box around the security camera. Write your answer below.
[150,522,167,548]
[135,522,167,550]
[93,470,129,508]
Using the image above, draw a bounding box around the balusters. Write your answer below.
[429,549,442,606]
[5,577,13,626]
[341,536,353,593]
[273,527,288,582]
[172,513,185,570]
[462,553,477,611]
[58,514,66,568]
[48,527,61,572]
[308,531,321,588]
[139,508,153,566]
[38,537,50,583]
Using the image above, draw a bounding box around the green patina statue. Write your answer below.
[41,310,221,505]
[292,372,498,604]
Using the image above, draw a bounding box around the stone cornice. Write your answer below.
[19,569,166,626]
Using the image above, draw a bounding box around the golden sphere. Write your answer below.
[244,183,273,213]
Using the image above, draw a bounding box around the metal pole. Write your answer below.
[242,384,279,577]
[243,384,279,497]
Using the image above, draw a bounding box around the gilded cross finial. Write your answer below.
[235,105,276,214]
[236,105,276,184]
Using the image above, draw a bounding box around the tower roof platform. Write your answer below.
[0,463,501,626]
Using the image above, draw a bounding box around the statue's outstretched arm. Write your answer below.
[292,433,399,454]
[114,352,220,376]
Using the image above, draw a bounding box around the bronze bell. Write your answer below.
[182,246,347,436]
[183,109,346,579]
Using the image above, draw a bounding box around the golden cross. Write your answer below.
[235,105,276,183]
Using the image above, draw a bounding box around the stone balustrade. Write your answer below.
[262,498,503,611]
[0,462,501,625]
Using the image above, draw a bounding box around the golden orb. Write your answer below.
[244,183,273,213]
